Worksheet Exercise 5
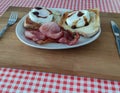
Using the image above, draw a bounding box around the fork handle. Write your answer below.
[0,25,9,37]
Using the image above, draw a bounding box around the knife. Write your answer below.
[111,20,120,56]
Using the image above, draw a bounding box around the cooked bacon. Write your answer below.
[24,30,34,39]
[24,30,46,41]
[36,38,57,44]
[31,31,46,41]
[39,22,63,39]
[24,22,80,45]
[58,31,80,45]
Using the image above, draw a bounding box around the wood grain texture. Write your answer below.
[0,7,120,81]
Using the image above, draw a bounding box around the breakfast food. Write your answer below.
[59,9,100,37]
[25,22,80,45]
[24,7,61,30]
[23,7,100,45]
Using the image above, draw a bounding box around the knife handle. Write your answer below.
[115,36,120,55]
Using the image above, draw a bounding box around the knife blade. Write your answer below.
[111,20,120,56]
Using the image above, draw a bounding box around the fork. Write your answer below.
[0,12,18,37]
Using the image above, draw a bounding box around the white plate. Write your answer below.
[16,8,101,49]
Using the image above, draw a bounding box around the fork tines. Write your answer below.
[9,12,18,20]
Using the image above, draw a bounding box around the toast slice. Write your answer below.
[24,16,41,30]
[24,7,62,30]
[59,8,100,37]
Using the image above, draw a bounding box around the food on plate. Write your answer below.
[59,9,100,37]
[23,7,100,45]
[25,22,80,45]
[24,7,61,30]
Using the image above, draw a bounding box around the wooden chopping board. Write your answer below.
[0,7,120,81]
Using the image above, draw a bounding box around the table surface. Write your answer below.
[0,0,120,93]
[0,6,120,81]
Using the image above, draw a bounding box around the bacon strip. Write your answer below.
[58,31,80,45]
[24,30,46,41]
[39,22,63,39]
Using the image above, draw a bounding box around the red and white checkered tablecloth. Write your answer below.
[0,0,120,16]
[0,0,120,93]
[0,68,120,93]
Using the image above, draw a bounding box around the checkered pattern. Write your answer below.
[0,0,120,16]
[0,0,120,93]
[0,68,120,93]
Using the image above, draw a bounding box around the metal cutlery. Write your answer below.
[111,20,120,56]
[0,12,18,37]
